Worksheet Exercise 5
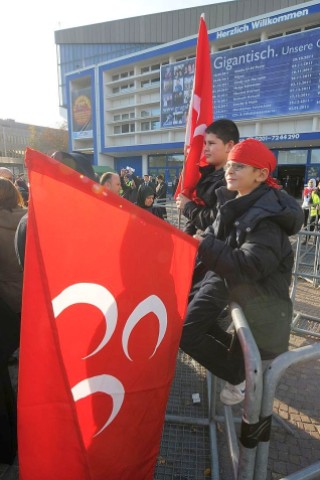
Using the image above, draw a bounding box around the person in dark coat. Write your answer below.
[155,174,167,219]
[180,139,304,405]
[176,119,239,235]
[136,185,164,219]
[0,179,26,465]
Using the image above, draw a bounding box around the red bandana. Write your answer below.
[228,139,281,189]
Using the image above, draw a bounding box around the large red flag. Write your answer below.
[18,148,198,480]
[175,15,213,200]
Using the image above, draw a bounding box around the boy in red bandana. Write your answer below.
[180,139,304,405]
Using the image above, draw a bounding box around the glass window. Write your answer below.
[151,121,160,130]
[122,113,129,120]
[141,110,149,118]
[141,66,149,74]
[113,114,121,121]
[130,124,135,132]
[151,64,160,71]
[277,150,308,165]
[112,87,119,94]
[112,74,119,81]
[120,72,128,78]
[310,149,320,164]
[122,124,129,133]
[114,126,121,134]
[130,112,135,118]
[167,154,184,167]
[149,155,166,167]
[141,122,149,131]
[141,80,149,88]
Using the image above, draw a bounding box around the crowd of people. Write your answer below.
[2,119,318,465]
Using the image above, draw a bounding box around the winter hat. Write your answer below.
[0,167,13,181]
[228,138,280,189]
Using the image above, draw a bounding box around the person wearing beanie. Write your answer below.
[180,138,304,406]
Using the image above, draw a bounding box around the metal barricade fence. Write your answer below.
[153,197,187,230]
[290,229,320,337]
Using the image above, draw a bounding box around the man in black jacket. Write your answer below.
[176,119,239,235]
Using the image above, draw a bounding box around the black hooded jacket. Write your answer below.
[182,165,225,235]
[136,186,164,219]
[197,183,304,356]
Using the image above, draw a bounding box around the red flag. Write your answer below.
[18,148,198,480]
[175,15,213,200]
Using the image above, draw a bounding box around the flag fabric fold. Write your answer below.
[175,15,213,200]
[18,148,198,480]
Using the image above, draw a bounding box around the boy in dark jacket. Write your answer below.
[176,119,239,235]
[180,139,304,405]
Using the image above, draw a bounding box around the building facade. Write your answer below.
[55,0,320,196]
[0,119,69,176]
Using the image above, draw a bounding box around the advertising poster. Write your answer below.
[72,85,93,139]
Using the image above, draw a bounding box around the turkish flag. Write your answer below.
[175,15,213,200]
[18,148,198,480]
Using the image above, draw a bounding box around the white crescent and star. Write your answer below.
[52,282,118,359]
[52,283,168,433]
[71,374,124,436]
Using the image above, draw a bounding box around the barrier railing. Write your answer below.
[290,230,320,337]
[216,303,320,480]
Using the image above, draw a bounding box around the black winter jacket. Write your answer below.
[197,184,304,357]
[183,165,225,235]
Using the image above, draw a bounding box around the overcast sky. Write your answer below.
[0,0,232,128]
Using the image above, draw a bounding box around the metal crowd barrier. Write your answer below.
[290,230,320,337]
[210,303,320,480]
[165,302,320,480]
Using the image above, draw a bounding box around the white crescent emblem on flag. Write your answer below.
[52,283,118,359]
[193,124,207,137]
[122,295,167,361]
[71,375,125,436]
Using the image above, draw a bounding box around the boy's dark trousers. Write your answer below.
[180,270,245,385]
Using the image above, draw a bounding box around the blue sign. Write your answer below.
[213,27,320,120]
[213,3,320,40]
[160,27,320,127]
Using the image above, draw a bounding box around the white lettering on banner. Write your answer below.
[282,43,313,54]
[213,45,275,71]
[215,8,309,39]
[251,9,309,29]
[52,283,168,434]
[216,24,249,39]
[71,375,125,436]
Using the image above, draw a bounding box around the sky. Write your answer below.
[0,0,232,129]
